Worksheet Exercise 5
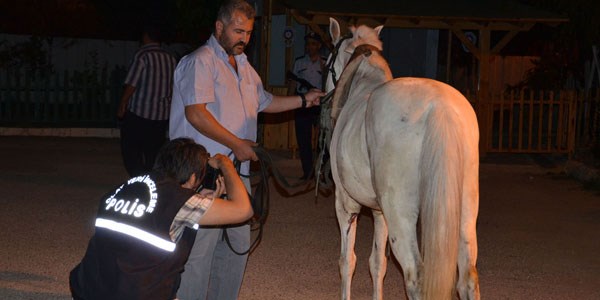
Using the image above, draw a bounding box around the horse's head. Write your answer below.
[324,18,384,93]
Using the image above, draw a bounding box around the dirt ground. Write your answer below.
[0,136,598,300]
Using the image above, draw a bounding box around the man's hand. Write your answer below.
[304,89,326,107]
[117,102,127,119]
[117,85,135,119]
[232,139,258,162]
[208,153,229,169]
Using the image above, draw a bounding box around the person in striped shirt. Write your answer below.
[118,23,177,177]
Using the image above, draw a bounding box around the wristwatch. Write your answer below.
[300,93,307,108]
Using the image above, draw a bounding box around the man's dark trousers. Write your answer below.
[295,106,319,179]
[120,111,167,177]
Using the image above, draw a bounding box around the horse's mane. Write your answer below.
[328,20,389,123]
[331,54,363,122]
[331,49,392,123]
[347,25,383,52]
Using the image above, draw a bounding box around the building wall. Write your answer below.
[380,28,440,79]
[268,15,306,87]
[0,33,192,75]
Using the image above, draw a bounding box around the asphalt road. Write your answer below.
[0,136,598,299]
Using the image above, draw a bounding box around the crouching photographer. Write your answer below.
[69,137,252,300]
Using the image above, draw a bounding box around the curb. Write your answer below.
[0,127,120,138]
[564,160,600,183]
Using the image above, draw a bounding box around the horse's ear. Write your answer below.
[329,18,341,44]
[374,25,384,37]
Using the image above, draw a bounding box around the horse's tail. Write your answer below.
[419,104,463,300]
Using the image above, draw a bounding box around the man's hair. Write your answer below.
[153,138,209,185]
[143,21,165,42]
[217,0,256,25]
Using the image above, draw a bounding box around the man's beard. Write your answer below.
[220,35,246,55]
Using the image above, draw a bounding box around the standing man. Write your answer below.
[288,31,325,179]
[169,1,324,299]
[117,23,177,177]
[69,138,252,300]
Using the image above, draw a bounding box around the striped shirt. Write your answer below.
[169,193,214,242]
[124,43,177,120]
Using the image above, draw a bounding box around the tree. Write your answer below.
[518,0,600,89]
[174,0,224,45]
[87,0,222,45]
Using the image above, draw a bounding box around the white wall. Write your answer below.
[0,33,192,75]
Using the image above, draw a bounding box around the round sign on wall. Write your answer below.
[462,31,477,53]
[283,27,294,47]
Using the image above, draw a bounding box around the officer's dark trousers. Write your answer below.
[295,106,319,178]
[120,111,167,177]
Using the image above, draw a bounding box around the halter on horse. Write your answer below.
[324,18,480,300]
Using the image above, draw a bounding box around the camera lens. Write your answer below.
[199,165,221,191]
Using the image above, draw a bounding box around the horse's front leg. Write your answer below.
[369,209,388,300]
[335,191,361,300]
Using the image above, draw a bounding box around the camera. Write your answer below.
[198,164,221,191]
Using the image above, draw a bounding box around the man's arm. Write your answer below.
[262,89,325,113]
[184,104,258,161]
[117,84,135,119]
[198,154,252,225]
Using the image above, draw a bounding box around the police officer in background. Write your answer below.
[69,138,252,300]
[288,31,326,179]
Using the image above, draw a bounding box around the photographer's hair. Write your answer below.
[217,0,255,25]
[153,138,209,185]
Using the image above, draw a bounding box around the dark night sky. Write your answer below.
[0,0,585,52]
[0,0,177,41]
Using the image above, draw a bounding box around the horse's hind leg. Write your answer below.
[369,210,388,300]
[380,193,422,300]
[335,190,362,300]
[456,163,480,300]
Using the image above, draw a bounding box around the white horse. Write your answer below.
[324,18,480,300]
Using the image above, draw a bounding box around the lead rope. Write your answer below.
[314,91,335,200]
[221,156,263,255]
[314,33,353,200]
[222,146,313,255]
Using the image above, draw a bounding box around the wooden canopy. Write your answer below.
[277,0,567,64]
[263,0,568,153]
[280,0,566,89]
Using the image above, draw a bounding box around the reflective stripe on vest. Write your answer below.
[95,218,176,252]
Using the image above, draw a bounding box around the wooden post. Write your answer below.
[256,0,272,147]
[445,30,452,83]
[477,28,491,157]
[53,73,60,122]
[259,0,272,85]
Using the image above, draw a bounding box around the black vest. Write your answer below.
[70,172,197,300]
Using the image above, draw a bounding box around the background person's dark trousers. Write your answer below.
[295,106,319,179]
[120,111,167,177]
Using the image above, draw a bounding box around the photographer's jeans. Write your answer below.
[176,178,251,300]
